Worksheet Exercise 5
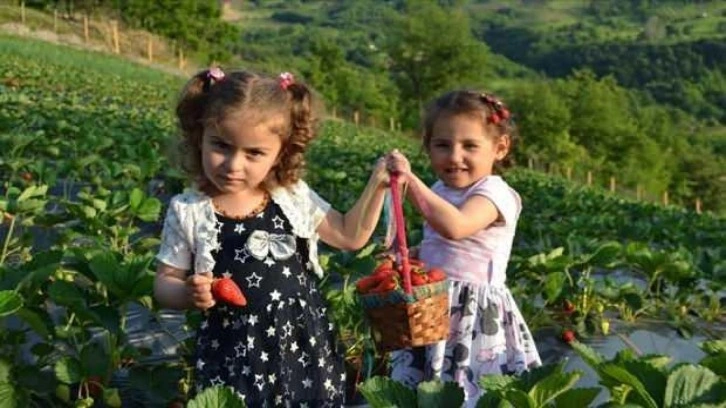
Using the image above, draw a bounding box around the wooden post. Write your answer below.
[53,9,58,32]
[178,48,186,70]
[662,191,669,206]
[636,184,642,200]
[565,167,572,180]
[147,34,153,62]
[587,171,592,186]
[609,176,616,193]
[83,15,89,43]
[353,111,360,127]
[111,20,120,54]
[21,1,26,24]
[695,198,702,214]
[527,158,533,170]
[389,117,395,131]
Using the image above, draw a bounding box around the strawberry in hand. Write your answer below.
[212,278,247,307]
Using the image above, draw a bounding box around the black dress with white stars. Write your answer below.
[193,200,345,407]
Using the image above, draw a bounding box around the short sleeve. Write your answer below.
[156,197,192,270]
[467,177,521,227]
[307,187,332,228]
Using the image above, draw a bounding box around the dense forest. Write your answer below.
[22,0,726,213]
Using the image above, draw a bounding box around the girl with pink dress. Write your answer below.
[386,90,541,406]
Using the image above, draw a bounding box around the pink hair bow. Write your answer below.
[279,72,295,90]
[207,67,225,82]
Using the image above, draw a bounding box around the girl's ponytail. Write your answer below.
[175,69,227,181]
[274,76,319,184]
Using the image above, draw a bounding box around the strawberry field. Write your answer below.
[1,35,725,407]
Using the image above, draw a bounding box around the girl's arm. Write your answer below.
[389,151,500,240]
[316,158,389,251]
[154,264,193,310]
[154,264,216,310]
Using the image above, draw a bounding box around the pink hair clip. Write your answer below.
[279,72,295,90]
[207,67,225,82]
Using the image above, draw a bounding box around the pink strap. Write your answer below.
[390,173,412,294]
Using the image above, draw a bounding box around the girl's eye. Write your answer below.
[212,140,229,150]
[464,144,479,150]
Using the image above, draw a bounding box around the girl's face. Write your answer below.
[200,113,284,196]
[427,113,509,189]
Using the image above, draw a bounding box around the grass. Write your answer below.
[0,3,198,76]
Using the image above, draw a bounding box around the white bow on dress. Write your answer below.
[245,230,296,261]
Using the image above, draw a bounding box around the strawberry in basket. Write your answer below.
[356,258,447,295]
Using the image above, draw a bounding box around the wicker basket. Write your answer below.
[359,173,450,352]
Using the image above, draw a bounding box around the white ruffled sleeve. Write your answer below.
[156,196,192,270]
[307,186,331,229]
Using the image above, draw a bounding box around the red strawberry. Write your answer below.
[561,329,575,343]
[370,277,397,293]
[563,300,575,314]
[374,260,393,274]
[356,275,383,294]
[411,273,428,286]
[212,278,247,307]
[427,268,446,282]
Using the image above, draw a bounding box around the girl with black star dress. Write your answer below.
[153,68,392,407]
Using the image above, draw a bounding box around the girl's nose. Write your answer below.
[449,146,464,163]
[227,152,246,172]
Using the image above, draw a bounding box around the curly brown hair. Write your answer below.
[422,90,519,172]
[174,69,320,188]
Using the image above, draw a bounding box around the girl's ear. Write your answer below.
[494,134,511,161]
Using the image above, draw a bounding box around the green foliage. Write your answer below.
[385,0,494,127]
[572,341,726,407]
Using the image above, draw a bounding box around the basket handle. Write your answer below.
[390,172,412,294]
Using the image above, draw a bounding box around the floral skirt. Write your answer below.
[390,280,541,405]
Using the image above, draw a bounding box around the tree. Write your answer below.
[384,0,493,128]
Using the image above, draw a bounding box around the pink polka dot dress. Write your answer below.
[390,175,541,405]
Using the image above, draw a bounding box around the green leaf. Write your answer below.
[479,374,518,393]
[0,291,22,317]
[47,281,85,309]
[15,365,56,395]
[358,376,417,408]
[700,340,726,356]
[0,359,11,383]
[585,241,621,268]
[664,365,720,408]
[186,386,245,408]
[15,308,54,339]
[529,371,582,406]
[700,355,726,377]
[503,389,535,407]
[88,252,124,299]
[81,342,109,377]
[103,388,122,408]
[571,341,605,369]
[599,363,658,408]
[135,198,161,222]
[517,363,564,392]
[417,380,464,408]
[54,357,82,384]
[621,360,668,407]
[544,272,566,302]
[128,188,143,211]
[0,382,27,408]
[128,365,183,404]
[553,387,601,407]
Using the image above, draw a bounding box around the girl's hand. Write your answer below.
[186,271,216,310]
[372,155,390,188]
[386,149,412,179]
